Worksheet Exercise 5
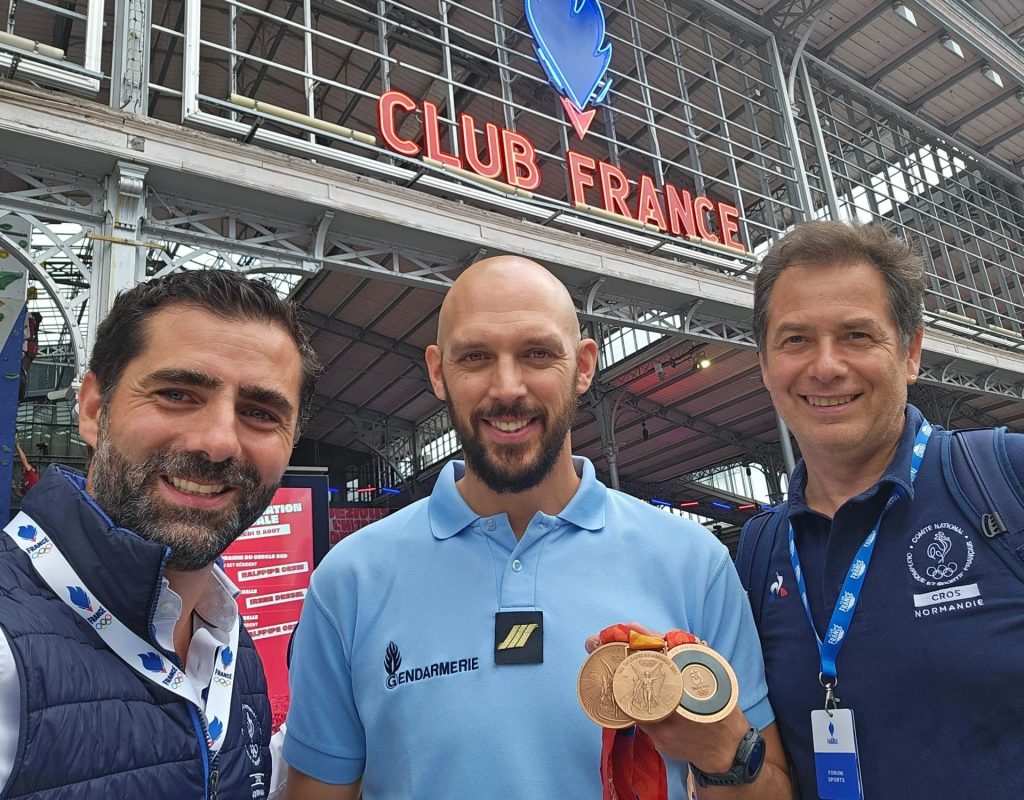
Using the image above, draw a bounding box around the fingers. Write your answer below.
[583,621,665,653]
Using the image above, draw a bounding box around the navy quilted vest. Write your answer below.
[0,468,273,800]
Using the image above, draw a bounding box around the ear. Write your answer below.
[425,344,447,401]
[77,371,103,448]
[758,350,771,392]
[905,327,924,383]
[575,338,599,394]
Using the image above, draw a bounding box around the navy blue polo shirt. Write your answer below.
[754,406,1024,799]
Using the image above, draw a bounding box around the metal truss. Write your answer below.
[0,160,103,225]
[760,0,836,37]
[0,160,99,378]
[580,288,758,348]
[919,363,1024,401]
[611,389,776,463]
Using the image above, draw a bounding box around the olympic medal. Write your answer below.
[577,642,633,729]
[611,650,684,723]
[667,643,738,724]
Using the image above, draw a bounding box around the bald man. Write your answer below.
[282,257,788,800]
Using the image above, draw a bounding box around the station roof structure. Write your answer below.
[2,0,1023,537]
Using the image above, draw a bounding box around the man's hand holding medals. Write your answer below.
[579,623,767,799]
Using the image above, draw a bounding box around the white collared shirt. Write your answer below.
[0,566,240,788]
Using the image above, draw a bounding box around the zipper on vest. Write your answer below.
[209,763,220,800]
[189,703,212,800]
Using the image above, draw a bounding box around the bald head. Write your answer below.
[436,256,580,350]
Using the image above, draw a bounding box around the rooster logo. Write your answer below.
[768,572,789,601]
[926,532,958,580]
[67,586,93,612]
[16,525,37,541]
[525,0,613,139]
[139,652,167,673]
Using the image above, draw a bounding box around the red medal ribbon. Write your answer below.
[596,625,698,800]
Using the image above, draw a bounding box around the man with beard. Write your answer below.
[0,269,320,799]
[283,257,788,800]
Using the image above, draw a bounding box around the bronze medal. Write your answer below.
[611,650,684,723]
[667,643,738,724]
[577,642,634,729]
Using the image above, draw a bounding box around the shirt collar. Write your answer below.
[788,404,927,515]
[427,456,607,539]
[152,566,240,651]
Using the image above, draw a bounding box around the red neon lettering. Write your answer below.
[693,196,718,242]
[664,185,696,238]
[422,100,461,169]
[500,130,540,191]
[717,202,744,252]
[459,113,503,180]
[377,91,420,157]
[598,161,633,219]
[635,173,667,231]
[567,151,597,206]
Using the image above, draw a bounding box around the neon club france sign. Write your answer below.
[375,0,746,255]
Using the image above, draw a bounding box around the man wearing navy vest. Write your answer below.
[0,270,321,799]
[739,220,1024,798]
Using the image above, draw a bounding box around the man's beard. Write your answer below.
[88,417,278,571]
[445,375,579,494]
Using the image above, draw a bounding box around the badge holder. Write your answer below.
[811,678,863,800]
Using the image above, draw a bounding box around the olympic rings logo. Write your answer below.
[169,673,185,689]
[29,543,53,559]
[92,613,113,630]
[926,562,959,580]
[214,676,233,686]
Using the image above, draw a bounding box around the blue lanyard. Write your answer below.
[788,421,932,685]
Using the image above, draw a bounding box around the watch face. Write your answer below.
[746,734,766,777]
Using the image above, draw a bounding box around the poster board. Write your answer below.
[222,472,329,729]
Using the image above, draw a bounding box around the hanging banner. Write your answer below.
[1,216,31,524]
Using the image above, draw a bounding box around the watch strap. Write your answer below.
[690,726,765,787]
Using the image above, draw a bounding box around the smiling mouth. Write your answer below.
[483,418,535,433]
[163,475,231,496]
[804,395,858,408]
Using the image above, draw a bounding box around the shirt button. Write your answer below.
[511,559,523,572]
[485,520,496,531]
[159,602,175,615]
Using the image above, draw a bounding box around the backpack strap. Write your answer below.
[942,427,1024,585]
[736,507,788,628]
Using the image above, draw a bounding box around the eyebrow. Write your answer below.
[142,368,296,418]
[448,335,567,353]
[772,318,886,337]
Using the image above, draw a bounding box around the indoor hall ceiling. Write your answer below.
[292,264,1024,518]
[727,0,1024,170]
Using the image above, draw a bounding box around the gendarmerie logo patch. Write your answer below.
[494,610,543,665]
[384,641,480,689]
[906,522,975,587]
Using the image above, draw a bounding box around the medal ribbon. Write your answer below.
[598,624,699,800]
[788,421,932,684]
[3,511,239,755]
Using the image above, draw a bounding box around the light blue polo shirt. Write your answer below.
[284,457,773,799]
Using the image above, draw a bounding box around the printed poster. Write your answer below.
[222,486,313,730]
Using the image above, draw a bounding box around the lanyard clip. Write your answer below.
[819,673,839,716]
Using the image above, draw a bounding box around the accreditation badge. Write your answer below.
[811,708,863,800]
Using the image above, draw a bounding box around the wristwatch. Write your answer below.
[690,726,766,787]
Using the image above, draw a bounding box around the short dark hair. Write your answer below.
[88,269,321,436]
[753,220,926,351]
